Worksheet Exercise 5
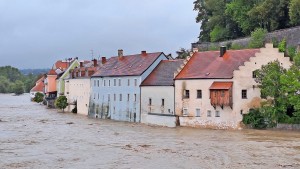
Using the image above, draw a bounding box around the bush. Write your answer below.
[55,96,68,112]
[33,92,44,103]
[287,46,297,60]
[248,28,267,48]
[242,108,268,129]
[278,38,287,53]
[210,26,229,42]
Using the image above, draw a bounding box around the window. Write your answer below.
[108,94,110,101]
[97,93,99,99]
[128,79,130,86]
[162,99,165,106]
[134,94,137,102]
[183,108,188,116]
[184,90,190,98]
[134,79,137,86]
[103,80,106,86]
[119,79,121,86]
[196,108,201,117]
[127,94,130,101]
[215,111,220,117]
[114,79,116,86]
[242,90,247,99]
[114,94,116,101]
[94,80,96,87]
[197,90,202,99]
[149,98,152,106]
[207,110,211,117]
[120,94,122,101]
[97,80,99,87]
[94,93,96,99]
[109,80,111,86]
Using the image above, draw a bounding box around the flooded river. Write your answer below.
[1,94,300,169]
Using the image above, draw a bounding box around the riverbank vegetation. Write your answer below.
[0,66,43,95]
[194,0,300,42]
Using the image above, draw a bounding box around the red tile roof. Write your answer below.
[92,52,165,77]
[209,82,233,90]
[175,49,260,79]
[30,77,45,92]
[141,59,184,86]
[54,61,68,70]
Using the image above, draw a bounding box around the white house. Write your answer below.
[90,50,168,122]
[140,59,183,127]
[64,59,98,115]
[174,44,292,129]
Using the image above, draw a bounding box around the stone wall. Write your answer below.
[276,123,300,130]
[192,26,300,51]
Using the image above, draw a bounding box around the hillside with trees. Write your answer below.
[0,66,44,95]
[193,0,300,42]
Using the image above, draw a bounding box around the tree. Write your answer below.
[0,76,10,93]
[289,0,300,25]
[280,65,300,123]
[176,48,190,59]
[248,28,267,48]
[13,80,25,95]
[55,96,68,112]
[33,92,44,103]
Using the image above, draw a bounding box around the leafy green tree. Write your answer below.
[289,0,300,25]
[55,96,68,112]
[280,65,300,123]
[0,76,10,93]
[33,92,44,103]
[13,80,25,95]
[248,28,267,48]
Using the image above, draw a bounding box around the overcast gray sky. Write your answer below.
[0,0,199,69]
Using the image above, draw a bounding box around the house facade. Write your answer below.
[174,44,292,129]
[90,50,168,122]
[140,60,183,127]
[64,60,98,115]
[56,59,79,97]
[30,76,45,100]
[44,60,70,107]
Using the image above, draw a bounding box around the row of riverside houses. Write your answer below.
[30,44,292,129]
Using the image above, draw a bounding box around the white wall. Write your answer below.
[65,78,90,115]
[141,86,175,126]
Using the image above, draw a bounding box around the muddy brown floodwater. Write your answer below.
[1,94,300,169]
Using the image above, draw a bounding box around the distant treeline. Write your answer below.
[20,68,50,75]
[0,66,44,94]
[194,0,300,42]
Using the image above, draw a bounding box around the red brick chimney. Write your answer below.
[102,57,107,64]
[93,59,98,67]
[141,51,147,56]
[118,49,123,59]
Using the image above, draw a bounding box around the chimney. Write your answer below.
[141,51,147,56]
[102,57,107,64]
[118,49,123,58]
[220,46,226,57]
[92,59,98,67]
[80,61,83,67]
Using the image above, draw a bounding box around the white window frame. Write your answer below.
[183,108,188,116]
[196,108,201,117]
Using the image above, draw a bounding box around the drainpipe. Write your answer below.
[139,79,141,123]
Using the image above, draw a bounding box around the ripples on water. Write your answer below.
[0,94,300,169]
